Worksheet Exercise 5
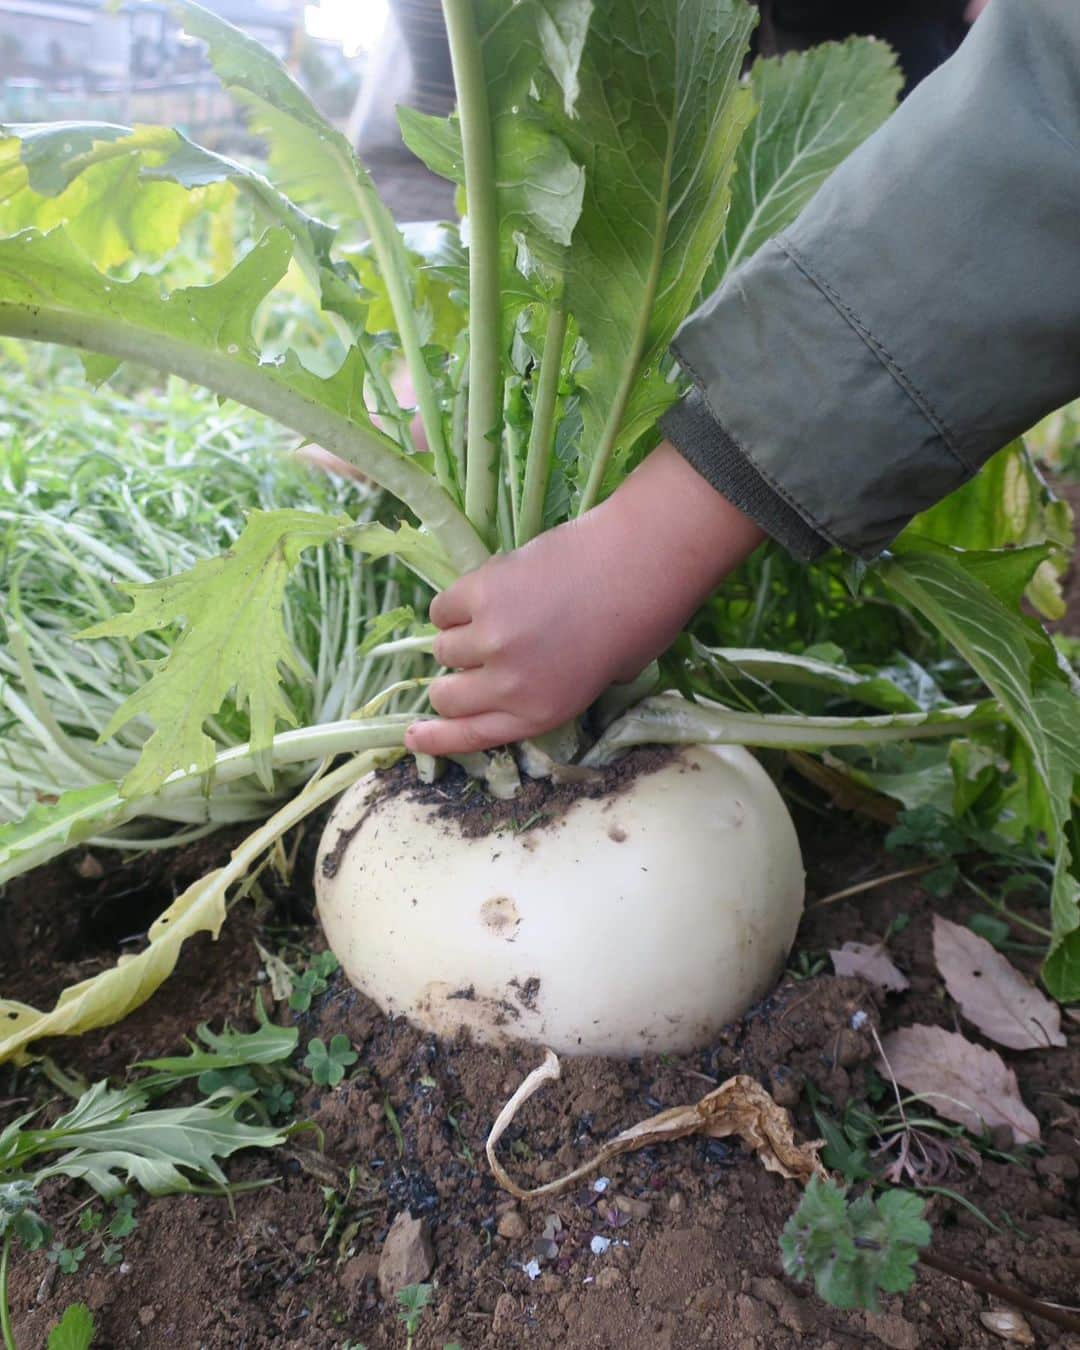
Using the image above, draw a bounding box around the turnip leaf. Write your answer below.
[80,509,349,796]
[881,542,1080,999]
[558,0,757,510]
[707,39,901,288]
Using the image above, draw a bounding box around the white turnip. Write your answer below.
[315,743,804,1056]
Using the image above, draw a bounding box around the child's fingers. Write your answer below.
[427,671,496,720]
[405,712,528,756]
[429,579,473,629]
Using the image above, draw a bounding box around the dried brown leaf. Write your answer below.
[829,941,909,993]
[932,917,1065,1050]
[486,1050,825,1201]
[879,1024,1040,1144]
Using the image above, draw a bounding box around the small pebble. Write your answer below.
[668,1192,686,1213]
[592,1177,610,1193]
[497,1210,527,1241]
[523,1259,542,1280]
[590,1235,611,1255]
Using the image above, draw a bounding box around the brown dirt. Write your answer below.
[323,745,676,857]
[2,804,1078,1349]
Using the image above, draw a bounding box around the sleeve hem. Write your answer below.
[659,386,832,562]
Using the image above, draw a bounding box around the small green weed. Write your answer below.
[304,1036,358,1088]
[781,1175,930,1310]
[396,1283,433,1349]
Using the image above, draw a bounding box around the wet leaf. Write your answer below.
[829,942,909,993]
[878,1024,1040,1144]
[932,916,1066,1050]
[487,1050,824,1200]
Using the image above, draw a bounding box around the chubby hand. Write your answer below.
[405,443,765,756]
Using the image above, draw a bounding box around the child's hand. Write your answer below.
[405,444,764,756]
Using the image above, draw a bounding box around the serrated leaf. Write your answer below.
[80,508,347,796]
[35,1090,286,1198]
[781,1177,928,1313]
[706,39,900,287]
[47,1302,94,1350]
[134,1017,298,1085]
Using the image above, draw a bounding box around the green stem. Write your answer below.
[517,304,567,546]
[442,0,502,547]
[0,305,488,579]
[583,696,987,767]
[0,718,412,886]
[964,877,1054,940]
[0,1233,13,1350]
[337,150,453,489]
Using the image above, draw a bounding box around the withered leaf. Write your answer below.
[487,1050,825,1201]
[830,941,909,993]
[933,917,1065,1050]
[879,1024,1040,1144]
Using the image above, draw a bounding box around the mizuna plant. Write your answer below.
[0,0,1076,1063]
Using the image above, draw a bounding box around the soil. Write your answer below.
[324,745,676,855]
[3,782,1078,1350]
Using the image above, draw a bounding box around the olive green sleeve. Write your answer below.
[660,0,1080,560]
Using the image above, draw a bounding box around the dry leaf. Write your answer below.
[830,941,909,993]
[979,1309,1035,1344]
[486,1050,824,1201]
[879,1024,1040,1144]
[933,917,1066,1050]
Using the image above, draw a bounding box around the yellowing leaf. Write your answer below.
[932,916,1066,1051]
[0,753,375,1064]
[878,1024,1040,1145]
[81,509,348,797]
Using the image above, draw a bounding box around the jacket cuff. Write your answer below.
[660,386,829,562]
[666,237,971,559]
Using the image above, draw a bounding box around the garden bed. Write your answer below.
[3,797,1077,1349]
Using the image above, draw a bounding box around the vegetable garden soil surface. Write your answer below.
[5,802,1079,1350]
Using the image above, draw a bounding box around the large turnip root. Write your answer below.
[316,744,804,1056]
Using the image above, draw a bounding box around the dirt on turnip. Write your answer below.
[3,793,1078,1349]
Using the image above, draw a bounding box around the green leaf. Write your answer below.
[0,122,333,272]
[80,509,347,797]
[904,440,1074,619]
[881,542,1080,998]
[31,1085,287,1198]
[0,783,123,886]
[557,0,757,506]
[346,521,458,593]
[0,222,486,577]
[135,1017,298,1086]
[397,0,591,263]
[706,39,901,287]
[0,124,207,271]
[781,1177,929,1312]
[304,1034,357,1088]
